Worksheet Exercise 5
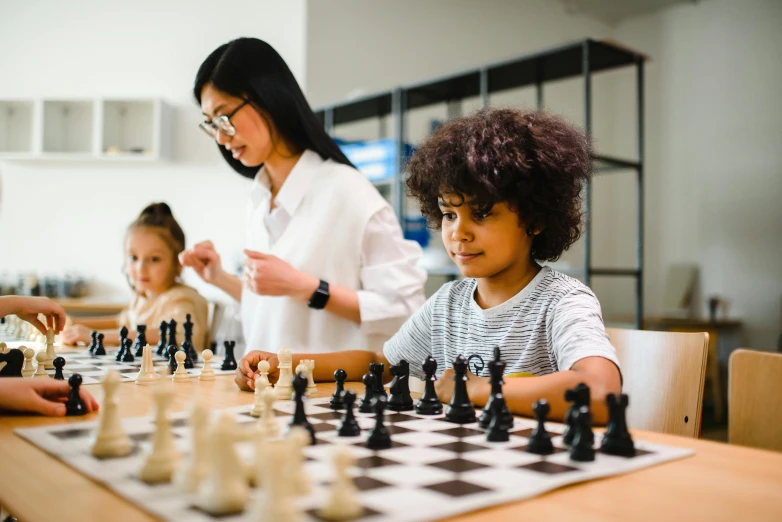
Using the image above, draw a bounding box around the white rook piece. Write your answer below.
[136,345,160,385]
[139,383,180,483]
[199,349,215,381]
[274,346,293,400]
[92,370,132,458]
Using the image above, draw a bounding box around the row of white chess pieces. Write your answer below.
[94,365,357,521]
[1,315,63,346]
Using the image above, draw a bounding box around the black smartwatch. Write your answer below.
[308,280,330,309]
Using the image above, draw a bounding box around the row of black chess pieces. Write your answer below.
[84,314,238,373]
[295,349,635,460]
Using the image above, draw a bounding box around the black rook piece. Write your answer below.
[53,356,66,380]
[479,347,506,429]
[116,326,129,361]
[562,383,591,446]
[337,390,361,437]
[526,399,554,455]
[88,331,98,355]
[569,406,595,462]
[181,341,194,369]
[289,372,316,445]
[365,396,392,450]
[221,341,237,371]
[358,372,375,414]
[415,356,443,415]
[156,321,168,356]
[600,393,635,457]
[388,359,414,412]
[133,324,147,357]
[0,349,24,377]
[183,314,197,362]
[369,362,387,398]
[330,369,348,410]
[65,374,87,416]
[486,393,510,442]
[94,333,106,356]
[444,354,476,424]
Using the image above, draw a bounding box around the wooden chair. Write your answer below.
[729,349,782,451]
[204,301,225,352]
[605,328,709,438]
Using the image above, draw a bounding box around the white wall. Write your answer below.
[0,0,307,301]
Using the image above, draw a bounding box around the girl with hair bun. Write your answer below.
[62,203,209,349]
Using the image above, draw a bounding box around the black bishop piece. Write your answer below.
[415,356,443,415]
[599,393,635,457]
[388,359,414,411]
[289,372,315,445]
[337,390,361,437]
[88,331,98,355]
[358,372,375,414]
[116,326,129,361]
[166,319,178,352]
[156,321,168,356]
[183,313,198,362]
[329,369,347,410]
[65,374,87,416]
[444,354,476,424]
[133,324,147,357]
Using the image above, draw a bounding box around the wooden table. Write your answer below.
[1,377,781,522]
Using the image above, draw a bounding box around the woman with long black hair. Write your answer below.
[180,38,426,389]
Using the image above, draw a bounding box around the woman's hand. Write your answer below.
[243,249,318,300]
[179,240,226,285]
[0,378,100,416]
[61,324,93,346]
[235,350,280,391]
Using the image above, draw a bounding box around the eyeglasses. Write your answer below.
[199,100,250,140]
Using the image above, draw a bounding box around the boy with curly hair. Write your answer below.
[383,108,621,422]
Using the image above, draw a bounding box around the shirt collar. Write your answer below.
[249,150,324,214]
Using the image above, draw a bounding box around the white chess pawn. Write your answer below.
[260,388,279,439]
[92,370,132,458]
[199,349,215,381]
[21,347,35,378]
[251,374,269,417]
[257,360,271,388]
[319,447,363,521]
[136,344,160,385]
[172,350,189,382]
[274,346,293,400]
[33,350,49,378]
[305,359,317,398]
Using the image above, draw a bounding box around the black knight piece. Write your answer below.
[156,321,168,356]
[181,341,194,369]
[388,359,414,411]
[65,374,87,416]
[88,331,98,355]
[183,314,197,362]
[133,324,147,357]
[330,369,348,410]
[116,326,129,361]
[526,399,554,455]
[562,383,590,446]
[221,341,237,371]
[94,333,106,356]
[486,393,510,442]
[600,393,635,457]
[337,390,361,437]
[365,396,392,450]
[369,362,387,398]
[167,319,178,350]
[0,348,24,377]
[569,406,595,462]
[53,356,66,380]
[479,347,511,429]
[358,372,375,414]
[415,356,443,415]
[444,354,476,424]
[289,372,316,445]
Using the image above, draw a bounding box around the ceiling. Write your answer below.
[561,0,697,24]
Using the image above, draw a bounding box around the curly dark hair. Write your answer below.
[406,108,591,261]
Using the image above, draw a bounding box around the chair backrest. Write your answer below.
[729,349,782,451]
[605,328,709,438]
[205,301,225,352]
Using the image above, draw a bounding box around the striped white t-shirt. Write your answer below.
[383,266,620,379]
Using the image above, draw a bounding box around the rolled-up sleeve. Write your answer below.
[356,206,427,337]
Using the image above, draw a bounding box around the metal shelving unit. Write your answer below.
[315,39,646,328]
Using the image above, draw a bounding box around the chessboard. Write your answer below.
[16,396,694,522]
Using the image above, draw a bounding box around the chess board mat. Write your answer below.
[16,397,694,522]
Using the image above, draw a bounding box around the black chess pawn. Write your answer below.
[369,362,387,398]
[526,399,554,455]
[330,369,348,410]
[156,321,168,356]
[570,406,595,462]
[121,338,135,362]
[479,347,506,429]
[600,393,635,457]
[415,356,443,415]
[65,374,87,416]
[181,340,194,369]
[486,393,510,442]
[168,345,179,374]
[133,324,147,357]
[358,372,375,414]
[116,326,129,361]
[444,354,477,424]
[94,333,106,356]
[388,359,414,412]
[338,390,361,437]
[562,383,591,446]
[53,356,66,380]
[365,396,392,450]
[167,319,178,350]
[221,341,237,371]
[289,372,315,445]
[88,331,98,355]
[183,314,197,362]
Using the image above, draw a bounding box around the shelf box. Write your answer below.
[0,100,35,153]
[42,100,93,153]
[101,100,155,157]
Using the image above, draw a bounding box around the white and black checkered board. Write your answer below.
[16,396,694,521]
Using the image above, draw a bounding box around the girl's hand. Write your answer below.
[235,350,280,391]
[61,324,93,346]
[0,378,100,416]
[179,240,225,285]
[243,250,319,300]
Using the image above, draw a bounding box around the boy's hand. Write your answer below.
[61,324,92,346]
[0,378,100,416]
[435,368,489,405]
[11,296,67,334]
[235,350,280,391]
